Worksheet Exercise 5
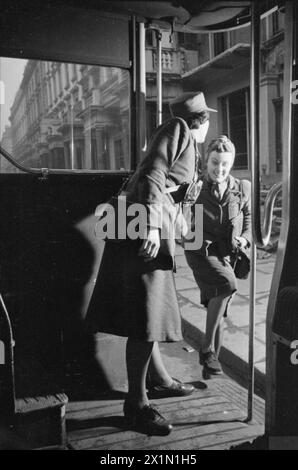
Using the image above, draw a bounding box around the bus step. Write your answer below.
[14,393,68,449]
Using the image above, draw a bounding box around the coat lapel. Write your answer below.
[200,175,241,208]
[221,175,241,206]
[200,178,218,206]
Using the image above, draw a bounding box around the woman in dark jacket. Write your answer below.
[86,92,216,435]
[185,136,251,376]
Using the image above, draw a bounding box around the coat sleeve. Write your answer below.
[137,118,190,228]
[240,179,251,246]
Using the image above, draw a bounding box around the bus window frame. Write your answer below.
[0,8,138,175]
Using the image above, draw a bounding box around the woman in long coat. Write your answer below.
[185,136,251,377]
[86,91,216,435]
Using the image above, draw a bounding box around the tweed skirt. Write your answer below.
[85,240,183,342]
[185,250,237,313]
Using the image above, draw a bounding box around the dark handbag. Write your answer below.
[230,179,251,279]
[232,247,250,279]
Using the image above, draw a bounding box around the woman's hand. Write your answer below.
[138,228,160,262]
[234,236,248,250]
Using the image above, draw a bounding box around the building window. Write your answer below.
[71,63,77,82]
[91,130,98,170]
[64,63,70,89]
[57,64,63,96]
[146,30,155,47]
[53,69,58,101]
[177,32,198,50]
[76,146,83,169]
[272,11,280,35]
[47,80,52,106]
[273,97,283,172]
[213,32,229,56]
[220,88,249,170]
[114,138,125,169]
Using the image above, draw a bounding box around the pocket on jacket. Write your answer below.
[228,202,240,220]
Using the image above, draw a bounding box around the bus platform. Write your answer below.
[65,244,270,451]
[66,339,264,451]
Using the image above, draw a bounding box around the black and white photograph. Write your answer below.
[0,0,297,454]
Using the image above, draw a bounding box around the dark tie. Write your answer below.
[211,182,220,200]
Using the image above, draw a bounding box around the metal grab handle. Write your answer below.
[261,182,282,246]
[0,293,16,418]
[0,145,131,177]
[0,145,41,175]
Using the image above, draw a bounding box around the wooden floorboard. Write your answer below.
[67,394,232,421]
[66,342,265,450]
[67,395,240,424]
[67,386,264,450]
[68,402,241,440]
[69,407,244,448]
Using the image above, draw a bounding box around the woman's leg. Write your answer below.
[202,293,231,353]
[146,342,195,396]
[215,317,225,357]
[126,338,154,408]
[147,342,173,387]
[125,339,173,435]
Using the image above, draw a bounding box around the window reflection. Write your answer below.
[0,59,130,172]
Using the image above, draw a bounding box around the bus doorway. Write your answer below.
[0,0,296,450]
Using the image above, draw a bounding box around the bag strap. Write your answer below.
[194,141,201,182]
[238,179,250,213]
[117,174,132,196]
[239,179,244,213]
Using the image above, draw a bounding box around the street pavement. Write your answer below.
[175,244,275,396]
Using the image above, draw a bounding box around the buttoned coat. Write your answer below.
[125,117,197,264]
[191,175,251,257]
[86,117,198,341]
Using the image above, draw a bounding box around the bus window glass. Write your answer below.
[0,58,131,172]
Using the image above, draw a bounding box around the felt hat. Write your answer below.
[169,91,217,119]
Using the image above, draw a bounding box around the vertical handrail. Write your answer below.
[130,14,137,170]
[247,0,261,422]
[70,95,75,169]
[155,30,163,127]
[136,21,147,161]
[250,0,261,247]
[248,244,256,421]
